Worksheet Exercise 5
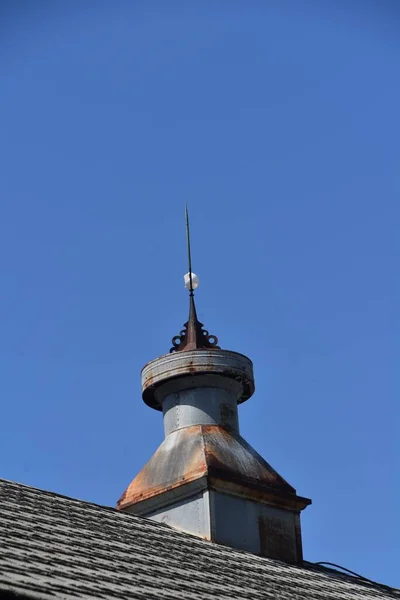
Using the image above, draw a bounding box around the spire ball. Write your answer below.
[184,272,199,290]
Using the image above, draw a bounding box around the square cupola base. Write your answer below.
[117,425,311,563]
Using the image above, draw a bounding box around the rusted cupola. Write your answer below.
[117,209,311,563]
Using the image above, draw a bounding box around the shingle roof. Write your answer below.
[0,478,397,600]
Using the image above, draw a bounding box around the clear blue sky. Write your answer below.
[1,0,399,588]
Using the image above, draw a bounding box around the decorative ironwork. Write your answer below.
[170,295,220,353]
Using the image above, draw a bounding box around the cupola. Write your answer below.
[117,208,311,563]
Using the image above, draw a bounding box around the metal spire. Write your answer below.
[185,204,194,296]
[169,206,220,353]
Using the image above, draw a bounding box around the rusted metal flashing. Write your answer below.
[117,425,208,510]
[117,425,311,515]
[201,425,296,493]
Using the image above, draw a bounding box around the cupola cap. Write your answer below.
[142,349,255,410]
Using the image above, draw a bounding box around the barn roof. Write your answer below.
[0,479,397,600]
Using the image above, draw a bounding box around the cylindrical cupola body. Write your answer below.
[141,349,255,437]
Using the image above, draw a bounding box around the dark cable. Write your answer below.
[313,562,400,595]
[314,562,373,581]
